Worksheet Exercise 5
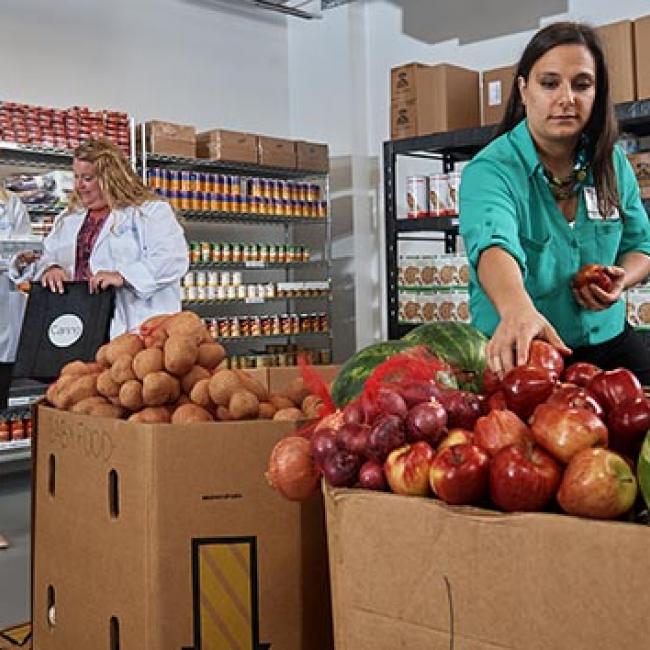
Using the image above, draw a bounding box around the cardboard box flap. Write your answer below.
[324,485,650,650]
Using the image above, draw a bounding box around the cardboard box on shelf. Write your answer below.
[597,20,636,103]
[32,366,337,650]
[481,64,516,126]
[634,15,650,100]
[627,151,650,180]
[139,120,196,157]
[295,141,329,172]
[196,128,258,164]
[390,63,480,139]
[257,135,297,168]
[324,485,650,650]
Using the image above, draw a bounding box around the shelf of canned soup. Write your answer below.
[222,346,332,370]
[404,170,461,219]
[204,312,329,339]
[147,167,327,218]
[187,241,313,266]
[181,277,330,303]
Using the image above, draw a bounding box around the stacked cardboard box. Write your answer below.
[481,64,516,126]
[140,120,196,157]
[257,135,297,168]
[196,128,257,164]
[32,366,337,650]
[597,20,636,104]
[634,15,650,100]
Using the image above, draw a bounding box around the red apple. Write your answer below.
[473,408,531,457]
[405,399,447,445]
[607,396,650,456]
[501,365,555,420]
[545,385,604,418]
[557,448,637,519]
[430,443,490,505]
[384,441,435,496]
[572,263,614,293]
[527,339,565,380]
[486,390,508,411]
[437,428,475,453]
[587,368,644,414]
[481,368,502,395]
[562,362,601,387]
[489,443,562,512]
[529,403,608,464]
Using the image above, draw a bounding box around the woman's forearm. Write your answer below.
[618,251,650,289]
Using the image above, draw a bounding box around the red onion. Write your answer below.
[398,379,445,407]
[358,460,386,490]
[321,449,361,487]
[375,385,408,419]
[405,400,447,445]
[310,429,338,469]
[365,414,406,463]
[266,436,320,501]
[336,423,371,456]
[343,398,365,426]
[438,389,482,430]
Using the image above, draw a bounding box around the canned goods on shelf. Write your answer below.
[406,175,428,219]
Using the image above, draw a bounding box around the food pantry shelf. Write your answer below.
[0,439,31,465]
[179,210,328,225]
[0,141,73,169]
[189,260,327,271]
[183,294,331,307]
[216,331,330,343]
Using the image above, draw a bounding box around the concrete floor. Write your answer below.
[0,470,31,629]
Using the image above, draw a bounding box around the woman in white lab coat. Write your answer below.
[0,189,32,405]
[14,139,189,339]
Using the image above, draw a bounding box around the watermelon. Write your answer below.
[401,321,488,392]
[637,431,650,510]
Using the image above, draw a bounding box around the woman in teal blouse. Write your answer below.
[460,21,650,382]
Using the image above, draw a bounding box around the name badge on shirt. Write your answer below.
[584,186,620,220]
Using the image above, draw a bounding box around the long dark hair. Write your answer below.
[497,22,619,216]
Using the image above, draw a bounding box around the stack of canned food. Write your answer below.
[187,241,311,265]
[222,345,332,369]
[203,312,329,339]
[147,167,327,218]
[405,171,462,219]
[181,276,330,302]
[0,409,33,443]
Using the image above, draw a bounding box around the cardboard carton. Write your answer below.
[481,64,516,126]
[390,63,480,139]
[634,15,650,100]
[196,129,258,164]
[32,366,338,650]
[257,135,297,169]
[139,120,197,157]
[324,485,650,650]
[597,20,636,103]
[295,140,330,172]
[627,151,650,181]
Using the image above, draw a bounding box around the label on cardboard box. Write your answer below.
[488,80,502,106]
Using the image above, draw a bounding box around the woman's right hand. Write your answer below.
[15,250,40,271]
[487,303,571,376]
[41,266,69,294]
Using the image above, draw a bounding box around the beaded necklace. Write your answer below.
[542,139,589,200]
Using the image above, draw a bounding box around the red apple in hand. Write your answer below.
[384,441,435,496]
[587,368,644,414]
[490,443,562,512]
[545,385,604,418]
[530,403,608,464]
[430,443,490,505]
[527,340,565,380]
[557,448,637,519]
[473,408,531,457]
[572,264,614,293]
[437,428,475,453]
[562,362,601,387]
[501,365,555,420]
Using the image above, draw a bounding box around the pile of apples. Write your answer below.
[313,340,649,520]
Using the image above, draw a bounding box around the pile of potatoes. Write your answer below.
[45,311,323,424]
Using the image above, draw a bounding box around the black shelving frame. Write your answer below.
[384,98,650,340]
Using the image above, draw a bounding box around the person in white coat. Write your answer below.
[14,138,189,339]
[0,189,34,405]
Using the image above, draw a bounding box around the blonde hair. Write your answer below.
[0,186,8,202]
[68,138,159,211]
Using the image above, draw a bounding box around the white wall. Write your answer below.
[0,0,292,134]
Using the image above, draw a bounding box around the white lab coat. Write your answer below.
[14,200,189,339]
[0,193,31,362]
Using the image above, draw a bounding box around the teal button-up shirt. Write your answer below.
[459,119,650,348]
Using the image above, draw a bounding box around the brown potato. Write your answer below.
[95,344,109,366]
[60,360,103,376]
[269,393,296,410]
[70,396,109,414]
[105,333,144,365]
[164,335,199,376]
[97,369,120,399]
[208,370,243,407]
[171,404,214,423]
[273,407,304,421]
[258,401,277,419]
[233,369,269,402]
[196,342,226,370]
[139,313,171,348]
[128,407,171,423]
[88,403,124,419]
[302,394,323,418]
[216,406,232,421]
[47,374,78,407]
[189,379,213,409]
[110,354,136,384]
[164,311,210,345]
[174,394,192,408]
[285,377,310,407]
[228,389,260,420]
[181,365,211,395]
[118,380,144,412]
[57,374,100,410]
[142,371,180,406]
[133,348,164,380]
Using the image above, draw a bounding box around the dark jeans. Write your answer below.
[566,324,650,386]
[0,362,12,410]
